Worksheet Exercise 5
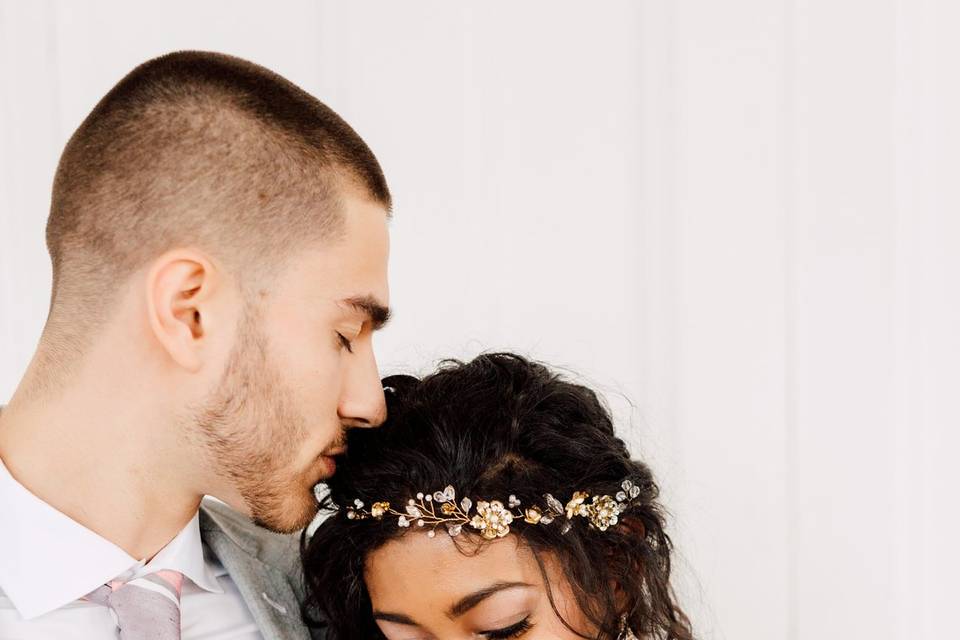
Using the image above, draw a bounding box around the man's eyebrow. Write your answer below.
[447,581,534,618]
[371,611,418,626]
[341,295,391,330]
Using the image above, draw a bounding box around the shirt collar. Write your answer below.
[0,458,222,620]
[134,511,223,594]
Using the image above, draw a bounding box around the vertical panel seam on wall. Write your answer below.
[0,2,13,358]
[46,0,62,156]
[638,0,681,516]
[666,0,681,541]
[654,0,689,627]
[782,0,799,638]
[0,0,11,367]
[659,0,680,493]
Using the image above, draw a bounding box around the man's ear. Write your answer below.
[145,250,220,372]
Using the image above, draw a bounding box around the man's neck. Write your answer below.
[0,395,204,561]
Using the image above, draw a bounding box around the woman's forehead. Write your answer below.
[364,533,539,603]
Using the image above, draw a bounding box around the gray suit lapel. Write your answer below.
[199,500,319,640]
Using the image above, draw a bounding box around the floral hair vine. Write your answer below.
[344,479,644,540]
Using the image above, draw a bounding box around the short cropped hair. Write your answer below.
[43,50,390,362]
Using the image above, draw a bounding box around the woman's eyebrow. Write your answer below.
[372,611,419,626]
[371,582,534,626]
[447,581,534,618]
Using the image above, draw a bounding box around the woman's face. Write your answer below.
[364,532,597,639]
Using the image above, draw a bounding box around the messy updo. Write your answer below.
[301,353,693,639]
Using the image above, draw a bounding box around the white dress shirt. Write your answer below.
[0,459,264,639]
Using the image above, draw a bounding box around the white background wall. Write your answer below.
[1,2,957,639]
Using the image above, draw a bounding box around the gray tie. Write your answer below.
[85,570,184,639]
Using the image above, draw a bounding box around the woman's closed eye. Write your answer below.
[481,617,533,639]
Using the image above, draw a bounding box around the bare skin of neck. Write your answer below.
[0,330,221,561]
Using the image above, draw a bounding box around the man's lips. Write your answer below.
[314,445,347,479]
[315,455,336,478]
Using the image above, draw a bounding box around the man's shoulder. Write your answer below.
[199,499,326,640]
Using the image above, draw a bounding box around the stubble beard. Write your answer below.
[193,313,321,534]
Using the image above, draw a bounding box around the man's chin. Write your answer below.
[251,496,320,534]
[244,474,323,534]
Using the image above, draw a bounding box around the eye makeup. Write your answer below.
[481,616,533,639]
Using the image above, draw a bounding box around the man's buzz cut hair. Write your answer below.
[42,50,390,365]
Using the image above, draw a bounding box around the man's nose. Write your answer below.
[337,348,387,428]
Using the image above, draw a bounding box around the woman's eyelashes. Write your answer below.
[481,617,533,639]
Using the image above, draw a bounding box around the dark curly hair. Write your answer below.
[301,353,693,640]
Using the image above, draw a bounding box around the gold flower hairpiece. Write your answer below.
[345,479,643,540]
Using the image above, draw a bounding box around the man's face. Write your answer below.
[195,194,390,533]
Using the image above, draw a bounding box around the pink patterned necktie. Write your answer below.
[85,570,184,639]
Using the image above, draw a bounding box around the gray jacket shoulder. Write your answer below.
[198,498,305,585]
[199,498,325,640]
